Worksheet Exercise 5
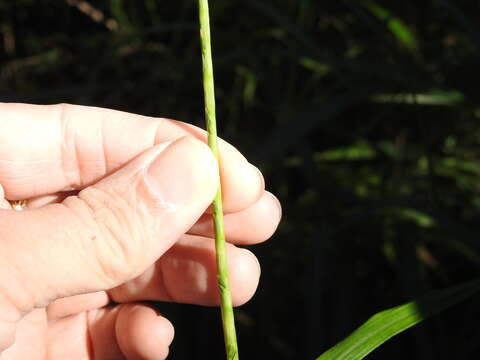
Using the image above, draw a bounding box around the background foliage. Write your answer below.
[2,1,480,359]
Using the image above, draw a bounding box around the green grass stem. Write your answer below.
[197,0,239,359]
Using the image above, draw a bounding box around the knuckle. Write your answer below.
[75,186,150,284]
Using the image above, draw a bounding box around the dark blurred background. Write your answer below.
[2,0,480,359]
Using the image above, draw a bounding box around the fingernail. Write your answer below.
[145,138,215,206]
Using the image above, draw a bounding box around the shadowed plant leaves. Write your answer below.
[359,0,418,52]
[316,279,480,360]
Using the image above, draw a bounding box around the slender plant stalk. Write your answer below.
[198,1,239,359]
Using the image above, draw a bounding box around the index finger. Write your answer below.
[0,103,264,213]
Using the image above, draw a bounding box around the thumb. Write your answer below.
[0,137,218,313]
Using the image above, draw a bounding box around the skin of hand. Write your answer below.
[0,103,281,360]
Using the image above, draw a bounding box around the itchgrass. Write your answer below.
[198,0,239,359]
[10,1,480,359]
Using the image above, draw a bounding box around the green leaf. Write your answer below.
[316,279,480,360]
[372,91,464,106]
[313,141,377,162]
[110,0,131,29]
[361,0,418,52]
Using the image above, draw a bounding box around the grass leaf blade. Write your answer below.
[360,0,418,52]
[316,279,480,360]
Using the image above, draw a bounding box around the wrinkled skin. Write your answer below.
[0,104,281,359]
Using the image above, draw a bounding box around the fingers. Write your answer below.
[47,291,110,320]
[47,234,263,320]
[47,303,173,360]
[0,137,218,314]
[25,190,282,245]
[1,309,47,359]
[25,191,78,209]
[189,191,282,244]
[87,304,174,360]
[109,234,261,306]
[0,184,11,210]
[115,304,174,360]
[0,103,263,212]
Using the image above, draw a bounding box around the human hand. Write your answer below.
[0,103,281,359]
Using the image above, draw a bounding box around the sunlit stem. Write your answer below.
[198,0,239,359]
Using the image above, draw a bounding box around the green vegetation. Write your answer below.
[198,0,239,358]
[317,279,480,360]
[2,1,480,359]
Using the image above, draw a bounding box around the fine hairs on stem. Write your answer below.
[197,0,240,359]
